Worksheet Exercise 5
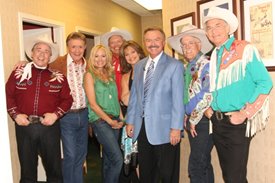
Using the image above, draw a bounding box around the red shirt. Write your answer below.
[113,54,122,100]
[6,65,73,119]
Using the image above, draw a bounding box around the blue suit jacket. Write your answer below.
[126,52,185,145]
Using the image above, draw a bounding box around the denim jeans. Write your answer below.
[91,119,123,183]
[187,116,214,183]
[60,109,88,183]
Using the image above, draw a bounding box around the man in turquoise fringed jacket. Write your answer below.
[203,7,273,183]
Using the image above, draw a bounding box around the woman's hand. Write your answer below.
[110,119,124,129]
[126,124,134,137]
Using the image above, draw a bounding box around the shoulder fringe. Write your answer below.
[245,96,270,137]
[216,45,256,89]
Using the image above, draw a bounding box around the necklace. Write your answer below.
[105,81,112,99]
[102,78,113,99]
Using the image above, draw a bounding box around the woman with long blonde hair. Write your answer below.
[84,44,124,183]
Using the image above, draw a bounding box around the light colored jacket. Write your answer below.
[126,53,185,145]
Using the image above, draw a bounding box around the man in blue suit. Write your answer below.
[126,27,185,183]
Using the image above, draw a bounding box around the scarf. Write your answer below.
[19,62,47,83]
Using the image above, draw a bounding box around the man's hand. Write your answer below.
[190,123,198,138]
[170,129,181,146]
[204,107,213,119]
[14,114,30,126]
[225,110,247,125]
[13,61,28,70]
[41,113,58,126]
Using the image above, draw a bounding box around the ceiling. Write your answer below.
[112,0,162,16]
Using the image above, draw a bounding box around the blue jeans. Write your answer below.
[187,116,214,183]
[91,119,123,183]
[60,109,88,183]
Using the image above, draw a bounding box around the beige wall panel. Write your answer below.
[163,0,275,182]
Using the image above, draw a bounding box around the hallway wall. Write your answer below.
[163,0,275,182]
[0,0,142,182]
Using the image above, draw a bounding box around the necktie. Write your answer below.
[144,60,154,103]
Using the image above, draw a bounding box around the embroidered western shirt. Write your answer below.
[210,37,272,112]
[209,36,273,136]
[6,65,73,119]
[67,54,87,109]
[185,53,212,125]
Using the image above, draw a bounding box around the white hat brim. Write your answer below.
[25,39,59,63]
[24,28,59,63]
[167,28,213,54]
[101,30,132,47]
[202,7,239,35]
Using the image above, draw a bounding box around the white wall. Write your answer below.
[0,17,13,183]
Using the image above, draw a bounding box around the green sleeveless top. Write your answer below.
[86,72,120,123]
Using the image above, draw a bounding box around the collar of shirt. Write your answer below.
[217,36,235,52]
[224,36,235,51]
[189,51,203,66]
[145,51,163,71]
[112,54,119,61]
[66,53,86,67]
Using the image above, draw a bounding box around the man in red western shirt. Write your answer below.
[6,36,73,183]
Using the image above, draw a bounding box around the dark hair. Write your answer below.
[143,26,166,40]
[119,40,146,74]
[66,32,86,46]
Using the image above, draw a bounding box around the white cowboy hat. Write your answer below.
[202,6,238,35]
[167,24,213,54]
[24,29,59,63]
[100,27,132,47]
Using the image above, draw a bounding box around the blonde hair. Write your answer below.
[87,44,114,81]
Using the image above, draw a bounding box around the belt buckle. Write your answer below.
[28,115,43,124]
[215,110,223,121]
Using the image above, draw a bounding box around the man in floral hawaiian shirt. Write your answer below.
[168,24,214,183]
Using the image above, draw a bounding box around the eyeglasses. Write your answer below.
[180,41,200,49]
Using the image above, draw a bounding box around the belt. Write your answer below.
[28,115,44,124]
[213,110,229,121]
[68,107,87,113]
[93,114,117,123]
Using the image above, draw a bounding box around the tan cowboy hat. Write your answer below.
[167,24,213,54]
[202,6,238,35]
[100,27,132,47]
[24,29,59,63]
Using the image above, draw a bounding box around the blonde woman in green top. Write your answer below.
[84,44,124,183]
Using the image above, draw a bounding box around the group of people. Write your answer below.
[5,6,273,183]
